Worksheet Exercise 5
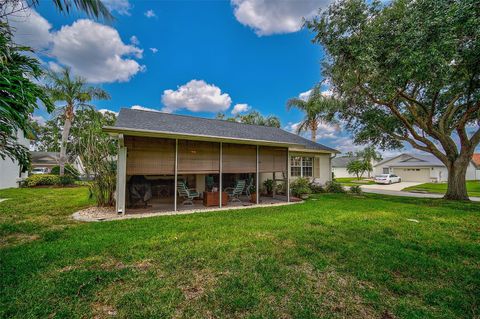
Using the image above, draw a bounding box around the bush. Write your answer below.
[325,181,346,193]
[309,182,325,194]
[263,179,274,195]
[25,174,60,187]
[59,175,76,186]
[290,177,312,197]
[350,185,363,194]
[50,164,80,179]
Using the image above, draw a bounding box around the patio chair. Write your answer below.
[243,178,254,196]
[177,181,200,206]
[225,179,246,203]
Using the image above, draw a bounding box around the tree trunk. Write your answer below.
[311,127,317,142]
[59,107,73,176]
[444,158,470,200]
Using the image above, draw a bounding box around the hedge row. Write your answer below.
[25,174,76,187]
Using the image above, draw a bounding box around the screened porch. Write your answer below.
[116,135,290,215]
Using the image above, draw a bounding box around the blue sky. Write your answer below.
[11,0,362,152]
[11,0,475,156]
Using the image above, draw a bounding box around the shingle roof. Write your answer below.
[30,151,59,165]
[473,154,480,168]
[377,153,445,167]
[332,156,358,167]
[111,108,338,153]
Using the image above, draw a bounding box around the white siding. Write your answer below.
[332,167,356,178]
[0,132,29,189]
[289,152,331,184]
[466,163,477,181]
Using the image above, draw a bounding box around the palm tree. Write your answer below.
[45,67,110,176]
[356,146,382,178]
[1,0,113,20]
[286,85,342,141]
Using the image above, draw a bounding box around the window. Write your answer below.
[290,156,313,177]
[302,157,313,177]
[383,168,389,174]
[291,156,302,177]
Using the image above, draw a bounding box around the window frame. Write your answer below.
[290,156,314,178]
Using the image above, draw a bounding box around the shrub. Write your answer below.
[290,177,312,197]
[59,175,76,186]
[88,161,117,207]
[350,185,363,194]
[309,182,325,194]
[50,164,80,179]
[263,179,274,195]
[25,174,60,187]
[325,180,346,193]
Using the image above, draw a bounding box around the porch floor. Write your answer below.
[127,195,289,215]
[72,195,301,222]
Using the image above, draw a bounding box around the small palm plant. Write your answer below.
[45,67,110,175]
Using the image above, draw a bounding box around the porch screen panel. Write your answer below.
[259,146,287,172]
[125,136,175,175]
[222,143,256,173]
[178,140,220,174]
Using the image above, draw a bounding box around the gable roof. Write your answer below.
[105,108,339,153]
[332,156,358,167]
[30,151,59,165]
[376,153,445,167]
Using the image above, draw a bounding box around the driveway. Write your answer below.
[361,182,422,191]
[360,182,480,202]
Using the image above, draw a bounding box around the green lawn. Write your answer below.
[1,188,479,318]
[335,177,376,187]
[403,180,480,197]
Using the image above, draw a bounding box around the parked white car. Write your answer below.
[31,167,49,175]
[374,174,401,184]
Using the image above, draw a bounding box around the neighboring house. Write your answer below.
[30,151,59,173]
[0,132,29,189]
[374,153,478,183]
[472,153,480,180]
[104,108,339,214]
[332,156,359,178]
[31,151,86,176]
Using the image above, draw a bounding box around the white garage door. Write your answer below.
[393,168,430,182]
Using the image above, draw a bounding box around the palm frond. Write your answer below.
[286,98,307,111]
[33,0,114,21]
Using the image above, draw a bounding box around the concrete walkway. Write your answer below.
[361,187,480,202]
[72,200,302,222]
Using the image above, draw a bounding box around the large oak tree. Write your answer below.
[307,0,480,200]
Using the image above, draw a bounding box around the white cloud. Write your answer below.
[150,47,158,53]
[231,0,331,36]
[131,105,159,112]
[130,35,140,45]
[102,0,132,15]
[51,19,144,83]
[144,9,156,18]
[298,88,333,101]
[9,5,144,84]
[231,103,251,115]
[298,89,312,101]
[7,3,52,50]
[31,115,46,125]
[161,80,232,113]
[332,137,364,153]
[98,108,119,116]
[47,61,63,73]
[285,120,340,140]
